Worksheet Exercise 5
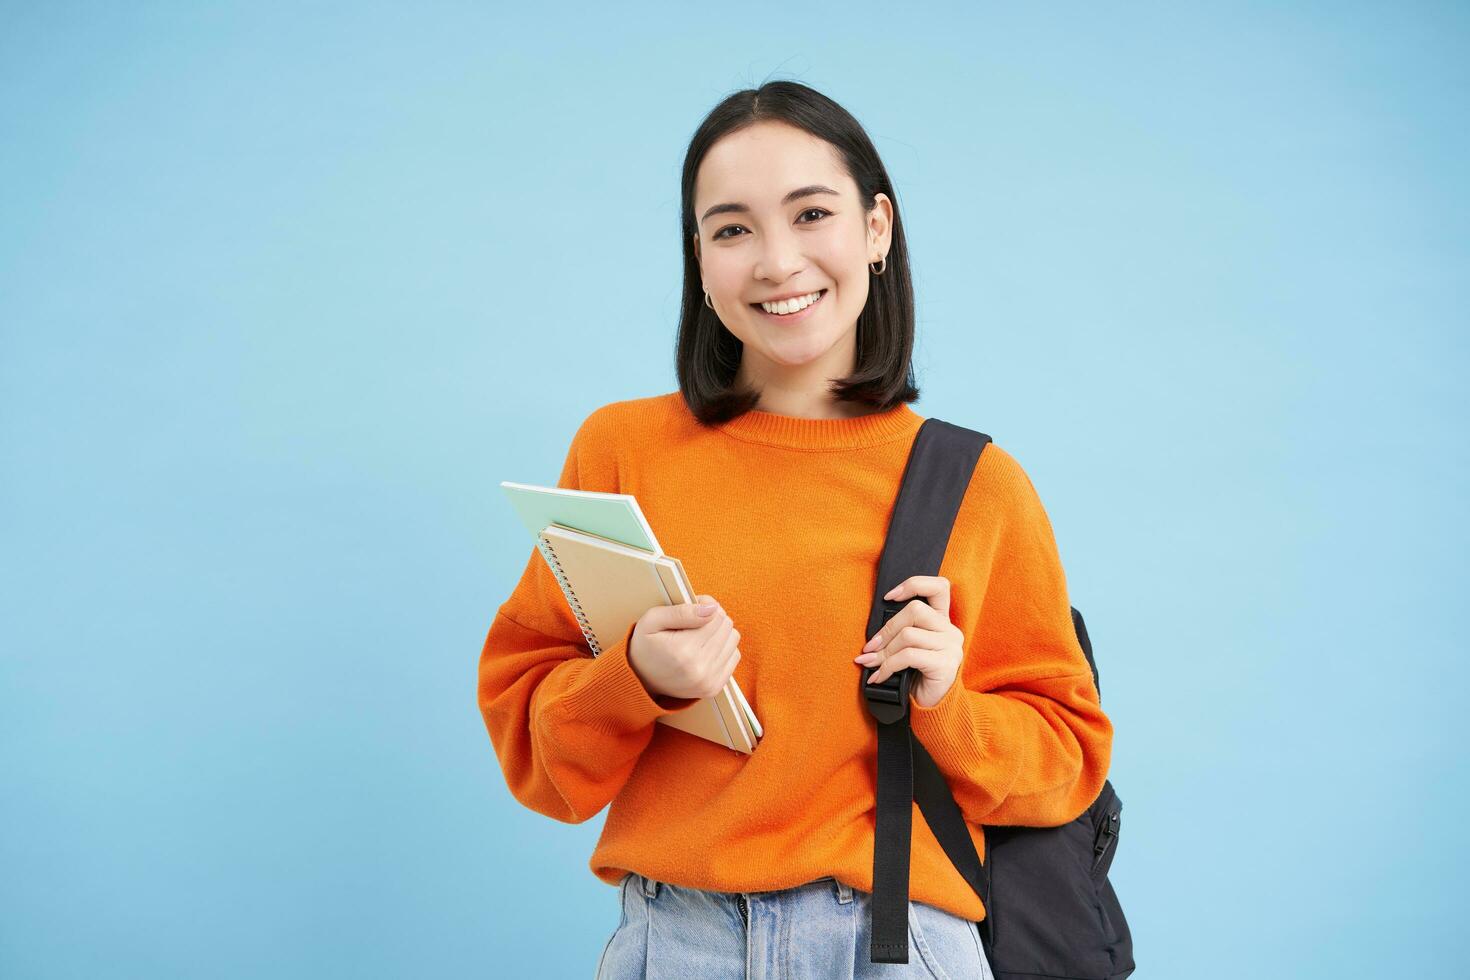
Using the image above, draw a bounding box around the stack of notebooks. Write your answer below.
[501,481,762,755]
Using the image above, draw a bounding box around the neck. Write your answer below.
[741,384,879,420]
[734,332,872,420]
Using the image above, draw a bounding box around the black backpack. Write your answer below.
[859,417,1134,978]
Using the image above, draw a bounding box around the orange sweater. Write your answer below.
[476,391,1113,923]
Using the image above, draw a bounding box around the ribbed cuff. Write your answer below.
[908,680,993,774]
[558,622,699,734]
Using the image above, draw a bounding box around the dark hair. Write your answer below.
[675,80,919,425]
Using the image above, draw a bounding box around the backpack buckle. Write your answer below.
[862,666,914,724]
[862,598,913,724]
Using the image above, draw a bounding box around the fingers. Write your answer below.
[881,575,952,619]
[703,610,738,656]
[863,647,924,687]
[655,593,722,631]
[858,625,945,685]
[693,615,741,699]
[713,632,742,694]
[861,594,948,653]
[650,596,742,699]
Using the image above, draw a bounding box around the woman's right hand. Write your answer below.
[627,594,741,701]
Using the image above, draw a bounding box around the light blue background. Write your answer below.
[2,3,1465,977]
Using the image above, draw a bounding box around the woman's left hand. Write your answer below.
[853,574,965,709]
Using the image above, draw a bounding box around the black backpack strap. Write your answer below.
[1073,607,1100,699]
[861,418,991,963]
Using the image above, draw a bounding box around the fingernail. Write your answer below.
[697,602,716,614]
[884,586,899,599]
[862,636,878,652]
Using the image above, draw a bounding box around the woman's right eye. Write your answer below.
[712,225,745,240]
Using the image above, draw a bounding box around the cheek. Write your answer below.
[828,254,870,309]
[819,232,871,291]
[704,256,740,294]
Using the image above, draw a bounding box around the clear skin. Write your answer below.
[694,119,891,421]
[628,120,963,710]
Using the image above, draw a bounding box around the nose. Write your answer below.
[752,224,805,284]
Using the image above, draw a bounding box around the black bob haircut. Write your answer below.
[675,80,920,425]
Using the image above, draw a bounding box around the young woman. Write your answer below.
[478,81,1114,979]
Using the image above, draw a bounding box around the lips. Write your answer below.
[749,288,827,317]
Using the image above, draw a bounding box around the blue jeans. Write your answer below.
[594,872,995,979]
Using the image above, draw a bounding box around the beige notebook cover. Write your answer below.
[537,523,760,754]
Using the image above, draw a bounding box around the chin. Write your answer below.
[763,336,842,366]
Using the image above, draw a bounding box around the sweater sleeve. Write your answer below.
[906,445,1114,829]
[476,407,698,825]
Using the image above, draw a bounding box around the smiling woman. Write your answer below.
[477,79,1115,980]
[675,84,918,425]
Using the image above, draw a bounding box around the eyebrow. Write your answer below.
[699,184,841,225]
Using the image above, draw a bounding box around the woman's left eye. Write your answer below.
[798,208,830,222]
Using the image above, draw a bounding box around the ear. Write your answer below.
[692,231,701,266]
[867,193,894,264]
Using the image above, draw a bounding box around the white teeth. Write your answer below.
[760,290,822,315]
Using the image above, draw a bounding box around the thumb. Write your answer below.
[657,594,719,631]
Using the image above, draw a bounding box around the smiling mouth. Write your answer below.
[749,289,827,316]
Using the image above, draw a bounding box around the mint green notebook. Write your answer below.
[500,481,663,554]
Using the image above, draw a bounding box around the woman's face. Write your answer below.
[692,120,891,390]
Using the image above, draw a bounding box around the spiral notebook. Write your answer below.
[501,481,761,754]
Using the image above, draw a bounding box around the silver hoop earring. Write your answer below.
[869,257,887,276]
[704,290,714,310]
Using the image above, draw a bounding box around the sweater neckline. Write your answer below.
[710,398,925,451]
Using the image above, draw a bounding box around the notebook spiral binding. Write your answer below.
[536,531,603,656]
